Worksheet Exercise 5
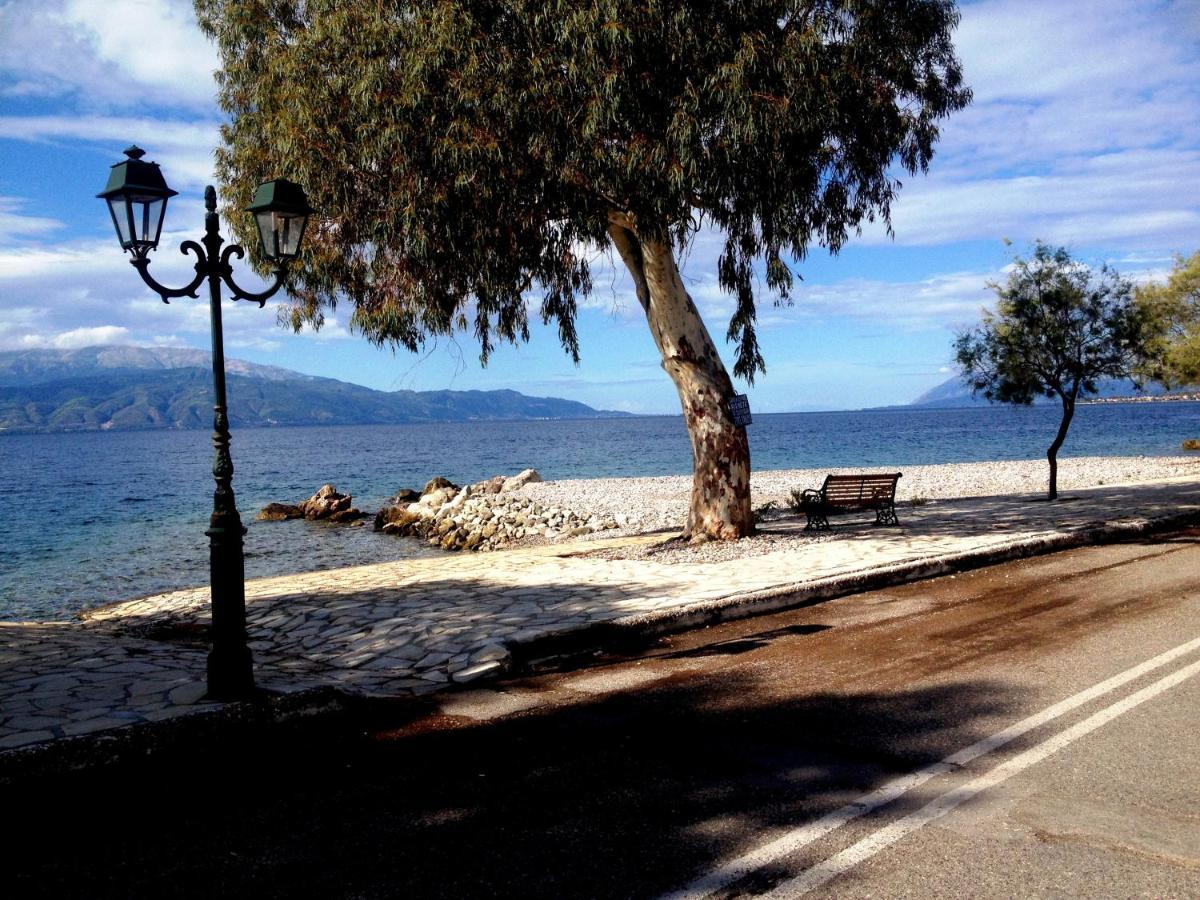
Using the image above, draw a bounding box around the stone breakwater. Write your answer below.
[372,469,621,551]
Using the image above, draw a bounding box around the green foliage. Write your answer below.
[1135,251,1200,387]
[787,486,806,512]
[954,243,1160,408]
[195,0,969,378]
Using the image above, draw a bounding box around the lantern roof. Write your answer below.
[246,178,313,216]
[97,146,178,200]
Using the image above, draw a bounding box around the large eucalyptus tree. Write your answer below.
[196,0,970,540]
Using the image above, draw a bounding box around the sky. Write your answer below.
[0,0,1197,415]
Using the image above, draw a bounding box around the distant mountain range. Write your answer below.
[0,346,630,433]
[909,374,1175,408]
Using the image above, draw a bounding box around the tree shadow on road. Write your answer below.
[3,667,1026,899]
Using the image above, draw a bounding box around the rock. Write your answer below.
[388,488,421,504]
[472,475,506,494]
[375,505,417,532]
[300,484,353,520]
[381,516,425,537]
[422,476,459,495]
[470,643,509,664]
[257,502,304,521]
[329,508,367,523]
[566,526,592,538]
[501,468,542,491]
[421,486,457,509]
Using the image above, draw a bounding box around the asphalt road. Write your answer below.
[5,531,1200,898]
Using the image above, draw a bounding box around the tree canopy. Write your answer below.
[954,243,1160,498]
[1136,251,1200,387]
[196,0,970,375]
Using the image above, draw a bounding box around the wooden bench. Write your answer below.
[797,473,902,531]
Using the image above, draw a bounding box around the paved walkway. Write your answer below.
[5,476,1200,755]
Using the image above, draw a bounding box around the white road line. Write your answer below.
[660,635,1200,900]
[763,655,1200,898]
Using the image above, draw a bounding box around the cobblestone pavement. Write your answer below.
[4,476,1200,754]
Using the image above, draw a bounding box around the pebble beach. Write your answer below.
[520,455,1200,561]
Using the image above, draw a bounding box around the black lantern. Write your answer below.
[246,178,313,261]
[96,146,177,256]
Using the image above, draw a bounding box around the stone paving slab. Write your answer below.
[5,475,1200,758]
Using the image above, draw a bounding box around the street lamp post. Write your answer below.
[99,147,312,700]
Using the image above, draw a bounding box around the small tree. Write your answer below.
[954,243,1160,500]
[1135,251,1200,386]
[195,0,970,541]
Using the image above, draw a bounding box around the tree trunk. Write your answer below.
[1047,396,1076,500]
[608,216,754,540]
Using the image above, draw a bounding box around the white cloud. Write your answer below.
[0,197,63,242]
[0,116,223,191]
[0,0,217,109]
[876,149,1200,250]
[0,228,340,353]
[871,0,1200,252]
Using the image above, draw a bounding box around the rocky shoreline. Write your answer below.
[260,469,622,553]
[256,456,1200,557]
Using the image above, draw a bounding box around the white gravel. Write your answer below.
[519,455,1200,547]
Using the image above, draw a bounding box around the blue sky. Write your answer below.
[0,0,1197,414]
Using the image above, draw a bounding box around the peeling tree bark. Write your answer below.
[609,215,754,540]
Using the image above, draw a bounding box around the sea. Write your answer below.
[3,401,1199,621]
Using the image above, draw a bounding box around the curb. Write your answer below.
[0,687,345,781]
[506,510,1200,671]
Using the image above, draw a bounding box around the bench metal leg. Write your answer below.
[875,503,899,526]
[804,512,830,531]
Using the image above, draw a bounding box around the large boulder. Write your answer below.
[420,486,458,509]
[300,484,354,520]
[375,505,421,532]
[472,475,506,495]
[501,468,543,492]
[379,509,427,537]
[388,488,421,505]
[422,476,459,496]
[257,502,303,522]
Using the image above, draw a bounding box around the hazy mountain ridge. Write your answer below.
[0,345,312,387]
[0,346,629,432]
[910,375,1174,408]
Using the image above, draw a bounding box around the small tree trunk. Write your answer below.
[609,217,753,540]
[1047,396,1076,500]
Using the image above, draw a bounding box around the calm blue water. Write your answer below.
[3,402,1198,620]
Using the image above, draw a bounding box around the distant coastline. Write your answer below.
[0,345,631,434]
[1081,392,1200,405]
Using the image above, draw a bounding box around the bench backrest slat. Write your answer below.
[820,473,901,505]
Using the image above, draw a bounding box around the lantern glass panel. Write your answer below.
[142,197,165,246]
[278,212,307,258]
[256,210,308,260]
[255,211,277,258]
[108,197,134,247]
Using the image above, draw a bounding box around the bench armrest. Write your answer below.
[798,488,823,508]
